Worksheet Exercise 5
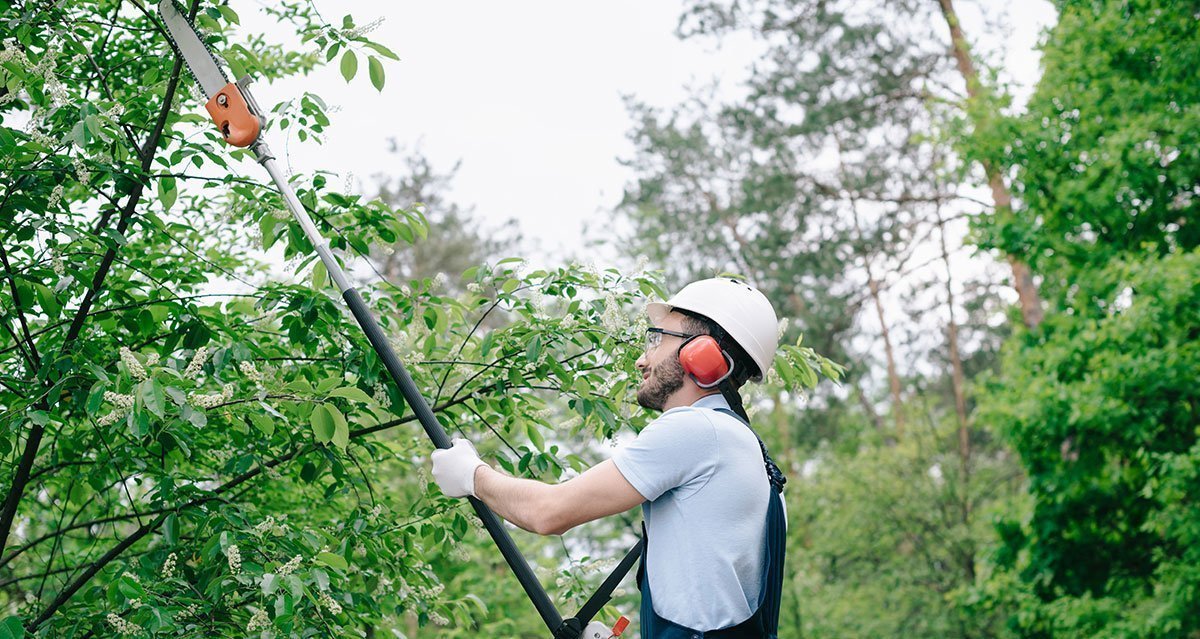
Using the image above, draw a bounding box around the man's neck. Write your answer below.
[661,390,722,412]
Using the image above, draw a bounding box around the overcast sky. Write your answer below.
[256,1,1057,269]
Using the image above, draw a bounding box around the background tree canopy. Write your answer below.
[2,0,1197,638]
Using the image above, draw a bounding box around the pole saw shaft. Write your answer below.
[254,144,564,632]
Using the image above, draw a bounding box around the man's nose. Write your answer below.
[635,352,648,370]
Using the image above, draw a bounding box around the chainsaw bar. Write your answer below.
[158,0,229,98]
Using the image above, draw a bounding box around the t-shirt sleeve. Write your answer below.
[611,409,719,501]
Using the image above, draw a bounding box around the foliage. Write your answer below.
[966,2,1200,636]
[783,407,1018,639]
[369,147,521,291]
[969,0,1200,295]
[0,3,837,637]
[977,250,1200,638]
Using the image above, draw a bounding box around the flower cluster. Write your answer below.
[98,391,135,426]
[106,613,142,635]
[239,360,263,383]
[182,346,211,379]
[71,155,91,184]
[162,552,177,579]
[253,515,288,536]
[226,544,242,575]
[104,392,134,410]
[177,603,199,619]
[429,610,450,627]
[189,383,234,410]
[47,184,65,212]
[341,16,385,38]
[600,292,624,334]
[247,608,271,632]
[277,555,303,577]
[317,590,342,615]
[120,347,147,381]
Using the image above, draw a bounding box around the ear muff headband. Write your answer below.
[678,335,735,389]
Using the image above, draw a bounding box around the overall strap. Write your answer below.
[712,407,787,493]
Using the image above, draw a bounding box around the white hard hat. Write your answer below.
[646,277,779,382]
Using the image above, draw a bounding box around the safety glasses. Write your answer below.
[645,327,697,350]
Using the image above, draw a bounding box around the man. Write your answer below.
[431,278,786,638]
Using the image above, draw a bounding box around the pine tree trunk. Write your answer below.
[936,0,1045,330]
[937,211,975,581]
[867,270,904,438]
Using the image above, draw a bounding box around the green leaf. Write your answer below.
[0,615,25,639]
[340,50,358,82]
[311,260,327,290]
[501,278,520,294]
[261,573,279,595]
[328,404,349,449]
[217,5,239,24]
[163,513,178,545]
[315,551,348,571]
[368,56,385,91]
[249,413,275,437]
[364,41,400,60]
[328,386,373,404]
[310,404,334,444]
[158,176,177,211]
[527,422,545,451]
[139,379,166,418]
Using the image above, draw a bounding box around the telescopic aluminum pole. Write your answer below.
[250,140,564,633]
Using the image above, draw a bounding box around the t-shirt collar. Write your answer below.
[691,393,731,411]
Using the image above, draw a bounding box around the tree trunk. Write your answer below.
[936,0,1045,330]
[867,270,904,438]
[937,211,975,582]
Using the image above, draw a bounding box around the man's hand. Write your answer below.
[431,438,488,498]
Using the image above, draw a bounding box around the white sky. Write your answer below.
[253,1,1057,269]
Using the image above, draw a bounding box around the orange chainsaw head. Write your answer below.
[678,335,734,388]
[205,82,261,147]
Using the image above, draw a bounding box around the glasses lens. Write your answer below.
[646,328,661,349]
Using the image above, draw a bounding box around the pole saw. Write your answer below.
[156,2,638,637]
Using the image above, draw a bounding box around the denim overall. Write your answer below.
[637,407,786,639]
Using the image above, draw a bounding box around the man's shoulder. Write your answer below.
[645,404,721,433]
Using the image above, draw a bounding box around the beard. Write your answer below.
[637,355,686,411]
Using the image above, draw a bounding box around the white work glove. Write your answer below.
[430,438,488,498]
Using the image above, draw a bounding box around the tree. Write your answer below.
[0,5,837,636]
[969,1,1200,636]
[369,145,521,291]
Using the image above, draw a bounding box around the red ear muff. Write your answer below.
[678,335,734,388]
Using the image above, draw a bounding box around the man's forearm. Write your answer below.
[473,466,565,536]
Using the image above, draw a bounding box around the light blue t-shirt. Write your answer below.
[611,394,772,631]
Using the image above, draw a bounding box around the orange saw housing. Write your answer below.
[205,82,260,147]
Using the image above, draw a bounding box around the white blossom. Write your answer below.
[106,613,142,635]
[188,383,233,410]
[239,360,263,382]
[97,408,128,427]
[119,347,148,381]
[317,590,343,615]
[162,552,177,579]
[226,544,242,575]
[182,346,211,379]
[47,184,64,211]
[277,555,303,576]
[600,292,624,334]
[429,610,450,626]
[247,607,271,632]
[342,16,385,38]
[104,391,134,410]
